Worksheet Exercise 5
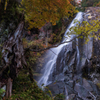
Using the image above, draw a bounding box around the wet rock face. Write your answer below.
[47,7,100,100]
[51,39,77,81]
[47,81,65,96]
[80,7,100,77]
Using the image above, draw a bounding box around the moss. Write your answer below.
[5,69,51,100]
[3,68,65,100]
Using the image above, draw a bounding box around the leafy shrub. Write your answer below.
[96,1,100,6]
[8,69,51,100]
[81,0,100,10]
[0,88,5,100]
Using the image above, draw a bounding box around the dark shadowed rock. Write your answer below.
[47,81,65,95]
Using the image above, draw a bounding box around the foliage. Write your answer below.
[51,27,65,44]
[22,38,49,51]
[0,0,24,44]
[21,0,77,29]
[0,0,21,23]
[22,37,46,72]
[96,1,100,6]
[0,88,5,100]
[5,69,51,100]
[54,94,65,100]
[81,0,100,8]
[42,85,65,100]
[6,69,65,100]
[76,7,84,12]
[67,19,100,43]
[49,20,63,44]
[80,0,100,11]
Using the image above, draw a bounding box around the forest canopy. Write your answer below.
[21,0,77,29]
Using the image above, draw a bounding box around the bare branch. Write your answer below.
[25,34,83,52]
[49,49,57,55]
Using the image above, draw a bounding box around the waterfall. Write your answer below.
[76,38,80,71]
[38,12,83,87]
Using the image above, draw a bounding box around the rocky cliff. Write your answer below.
[47,7,100,100]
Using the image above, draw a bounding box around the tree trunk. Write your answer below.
[6,78,12,98]
[28,67,34,83]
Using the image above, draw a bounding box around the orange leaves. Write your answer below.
[22,0,76,29]
[57,0,61,3]
[96,2,100,7]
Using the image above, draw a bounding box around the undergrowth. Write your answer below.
[5,69,51,100]
[4,69,65,100]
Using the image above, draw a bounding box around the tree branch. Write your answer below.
[25,34,83,52]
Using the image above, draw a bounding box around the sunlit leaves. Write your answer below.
[67,19,100,43]
[21,0,76,29]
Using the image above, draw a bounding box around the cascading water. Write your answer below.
[38,12,83,87]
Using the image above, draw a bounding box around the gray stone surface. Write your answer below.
[74,83,90,98]
[83,78,93,92]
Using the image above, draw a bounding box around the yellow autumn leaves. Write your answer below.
[68,19,100,43]
[21,0,76,29]
[0,0,9,10]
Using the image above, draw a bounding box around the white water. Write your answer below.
[38,12,83,87]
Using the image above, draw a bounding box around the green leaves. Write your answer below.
[0,89,5,94]
[0,88,5,99]
[67,19,100,43]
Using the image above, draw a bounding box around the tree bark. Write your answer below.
[6,78,12,98]
[0,21,27,98]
